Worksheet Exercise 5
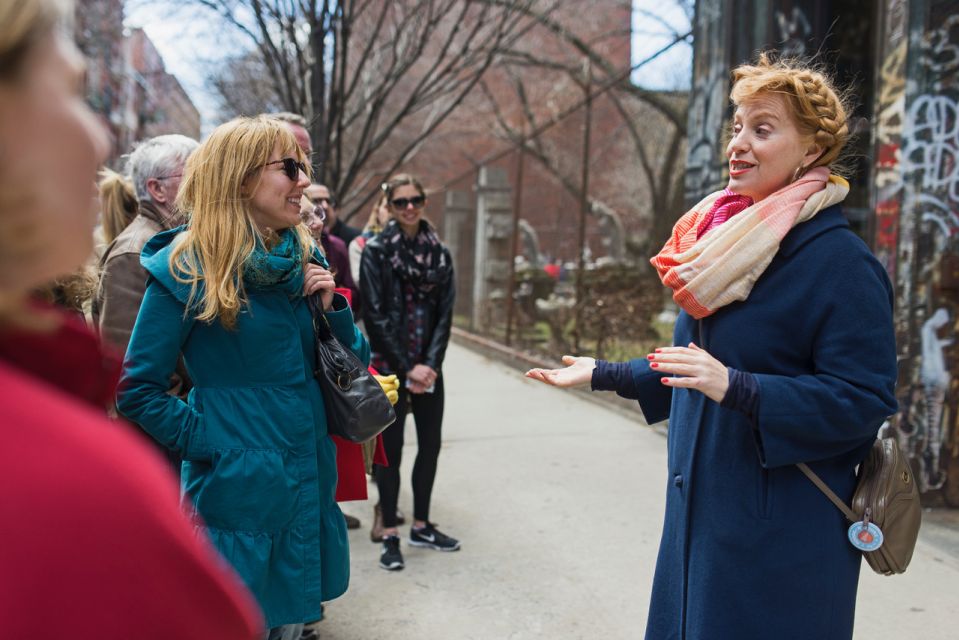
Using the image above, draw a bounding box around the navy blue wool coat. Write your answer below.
[618,205,897,640]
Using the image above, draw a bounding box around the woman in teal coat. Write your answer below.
[118,116,369,639]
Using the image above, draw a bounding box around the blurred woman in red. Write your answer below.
[0,1,261,637]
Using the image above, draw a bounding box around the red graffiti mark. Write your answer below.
[875,199,901,249]
[878,143,900,167]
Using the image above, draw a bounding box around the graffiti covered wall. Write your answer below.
[684,0,730,204]
[882,0,959,504]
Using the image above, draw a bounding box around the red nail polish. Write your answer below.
[646,354,655,360]
[650,362,659,368]
[655,349,662,353]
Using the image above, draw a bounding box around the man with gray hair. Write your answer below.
[94,134,197,377]
[271,111,312,161]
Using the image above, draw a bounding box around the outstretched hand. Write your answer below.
[525,355,596,388]
[649,342,729,403]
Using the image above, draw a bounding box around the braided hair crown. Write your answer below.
[730,52,851,171]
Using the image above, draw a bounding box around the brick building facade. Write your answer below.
[75,1,200,164]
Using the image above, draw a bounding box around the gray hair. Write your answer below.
[126,134,199,203]
[269,112,308,127]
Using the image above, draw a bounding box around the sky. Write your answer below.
[124,0,694,132]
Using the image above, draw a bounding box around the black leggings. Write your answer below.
[375,375,445,528]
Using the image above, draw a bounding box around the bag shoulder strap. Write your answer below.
[305,293,334,341]
[796,462,859,523]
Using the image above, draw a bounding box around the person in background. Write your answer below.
[117,115,368,640]
[301,188,357,296]
[94,134,198,355]
[94,168,137,259]
[0,1,262,637]
[351,191,407,540]
[360,173,458,571]
[93,134,198,473]
[271,111,313,162]
[348,192,391,288]
[298,192,361,532]
[309,182,361,246]
[526,54,897,640]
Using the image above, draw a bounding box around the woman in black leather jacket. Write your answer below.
[360,173,457,571]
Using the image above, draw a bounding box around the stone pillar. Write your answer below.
[443,190,474,324]
[473,166,513,331]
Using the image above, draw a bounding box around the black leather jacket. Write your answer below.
[359,235,455,376]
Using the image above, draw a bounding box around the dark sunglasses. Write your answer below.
[390,195,426,209]
[262,157,307,181]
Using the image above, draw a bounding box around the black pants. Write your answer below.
[375,375,445,528]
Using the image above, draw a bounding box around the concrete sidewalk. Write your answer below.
[321,343,959,639]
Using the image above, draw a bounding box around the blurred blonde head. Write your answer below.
[170,115,313,329]
[1,0,108,326]
[0,0,65,82]
[98,168,138,245]
[364,193,390,234]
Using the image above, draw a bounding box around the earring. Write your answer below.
[792,163,806,182]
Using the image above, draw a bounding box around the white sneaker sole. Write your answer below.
[408,539,461,552]
[379,560,404,570]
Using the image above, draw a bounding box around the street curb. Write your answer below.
[450,327,667,436]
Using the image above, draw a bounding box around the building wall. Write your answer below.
[877,0,959,504]
[125,29,202,143]
[74,4,201,163]
[75,0,127,163]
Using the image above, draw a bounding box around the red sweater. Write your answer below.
[0,309,262,638]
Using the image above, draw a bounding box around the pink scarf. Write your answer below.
[650,168,849,319]
[697,188,753,237]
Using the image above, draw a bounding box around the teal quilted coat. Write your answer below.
[117,228,369,628]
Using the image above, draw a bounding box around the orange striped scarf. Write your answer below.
[650,167,849,319]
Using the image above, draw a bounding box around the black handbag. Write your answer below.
[307,294,395,443]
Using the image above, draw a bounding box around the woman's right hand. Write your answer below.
[525,355,596,388]
[304,263,336,310]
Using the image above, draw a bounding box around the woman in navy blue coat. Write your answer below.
[527,55,897,639]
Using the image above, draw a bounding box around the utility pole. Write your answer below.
[504,137,526,346]
[573,60,592,353]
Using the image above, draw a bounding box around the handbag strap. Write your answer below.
[796,462,858,523]
[305,293,334,341]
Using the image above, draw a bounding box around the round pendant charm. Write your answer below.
[847,521,884,552]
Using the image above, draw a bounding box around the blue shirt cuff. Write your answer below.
[591,360,632,392]
[721,367,759,427]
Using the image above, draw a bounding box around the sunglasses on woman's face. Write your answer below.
[390,195,426,209]
[262,157,307,181]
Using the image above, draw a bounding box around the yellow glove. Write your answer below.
[374,374,400,406]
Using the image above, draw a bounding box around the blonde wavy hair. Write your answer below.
[98,168,137,244]
[0,0,70,327]
[365,193,389,234]
[170,115,313,329]
[730,53,852,174]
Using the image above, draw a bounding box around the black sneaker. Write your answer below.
[379,535,404,570]
[409,523,460,551]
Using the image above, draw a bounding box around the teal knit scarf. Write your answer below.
[243,229,305,299]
